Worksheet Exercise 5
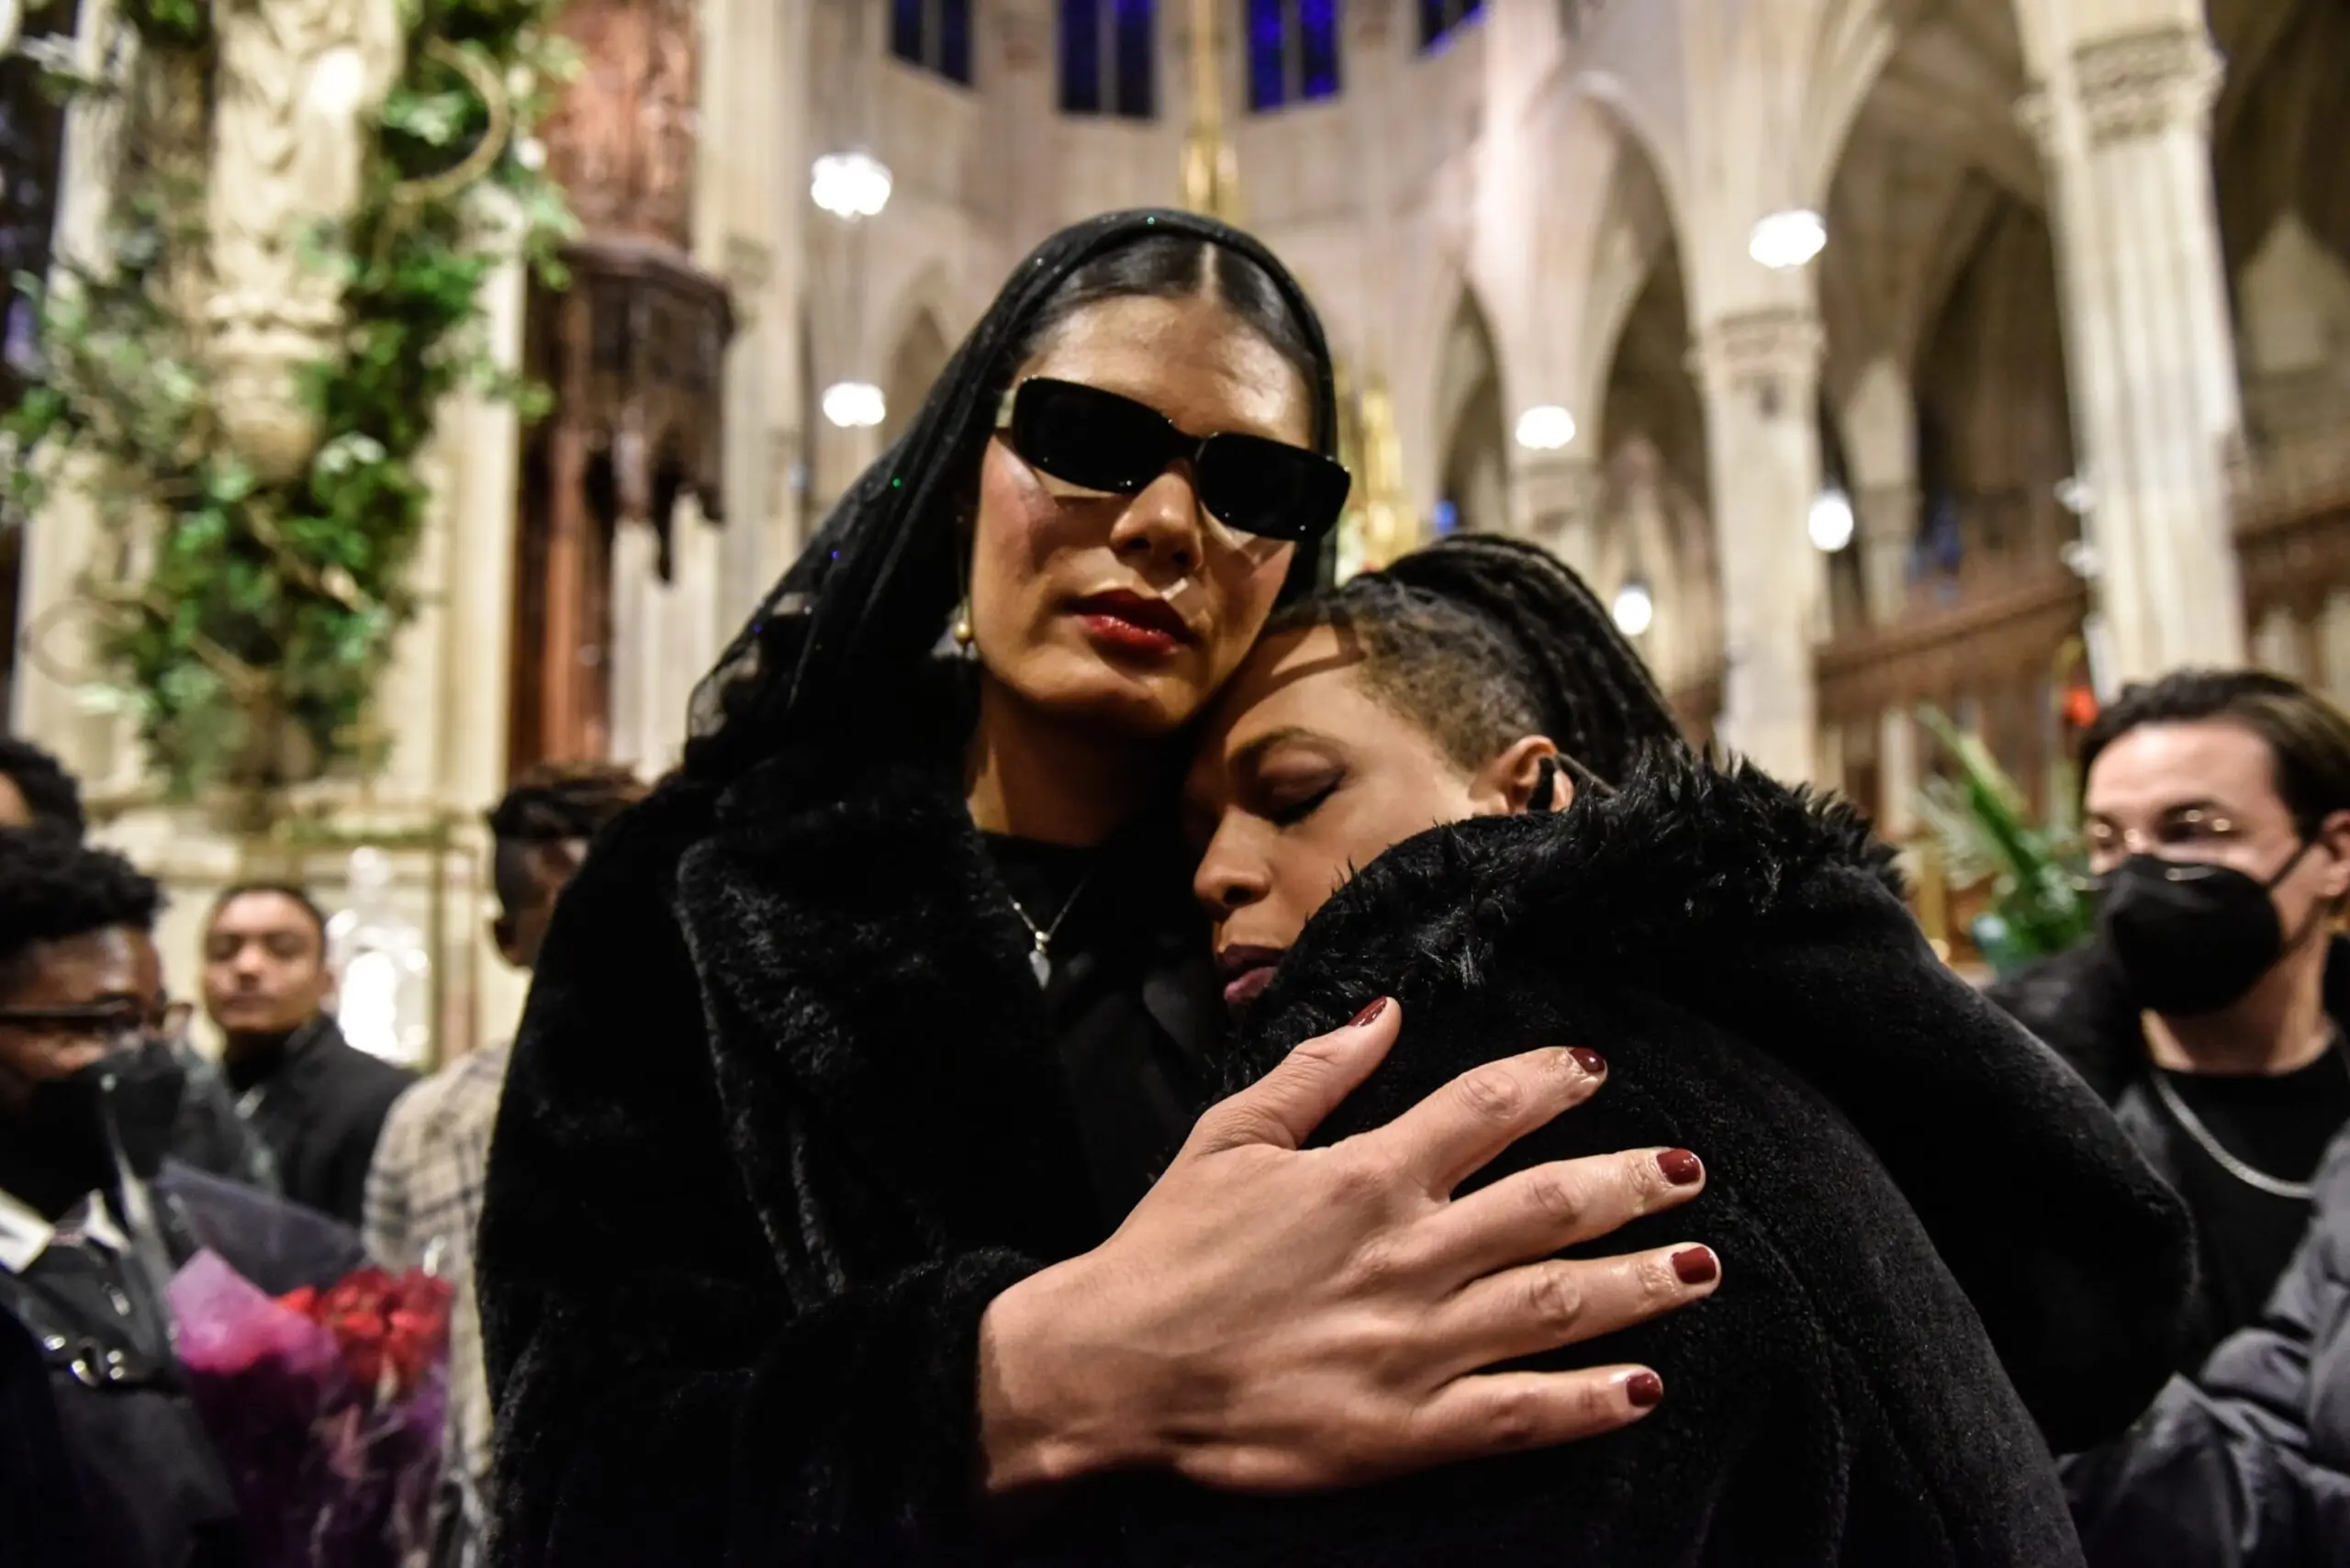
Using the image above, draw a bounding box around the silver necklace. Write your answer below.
[1005,864,1097,989]
[2151,1068,2322,1202]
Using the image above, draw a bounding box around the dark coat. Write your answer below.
[1987,936,2350,1360]
[479,730,2193,1567]
[234,1017,414,1226]
[2064,1124,2350,1565]
[0,1161,364,1568]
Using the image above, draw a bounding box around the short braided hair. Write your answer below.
[487,762,648,914]
[1270,535,1686,787]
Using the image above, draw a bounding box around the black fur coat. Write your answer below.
[478,734,2193,1567]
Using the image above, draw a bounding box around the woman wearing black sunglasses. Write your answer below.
[479,211,1725,1565]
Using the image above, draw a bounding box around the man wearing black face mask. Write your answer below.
[1993,668,2350,1364]
[0,829,361,1567]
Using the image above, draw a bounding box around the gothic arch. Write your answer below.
[1431,287,1509,537]
[881,308,954,446]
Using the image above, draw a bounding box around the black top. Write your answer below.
[2154,1043,2350,1340]
[979,832,1213,1228]
[222,1017,415,1227]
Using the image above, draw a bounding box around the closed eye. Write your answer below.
[1265,778,1340,828]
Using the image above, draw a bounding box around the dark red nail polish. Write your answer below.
[1625,1371,1664,1408]
[1568,1047,1607,1078]
[1657,1148,1703,1186]
[1673,1247,1719,1285]
[1348,999,1390,1029]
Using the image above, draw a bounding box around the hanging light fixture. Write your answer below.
[811,151,893,219]
[1513,404,1577,451]
[1807,485,1855,552]
[1749,208,1827,270]
[1611,578,1654,636]
[821,381,887,429]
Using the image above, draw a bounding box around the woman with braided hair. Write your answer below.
[1168,534,2199,1564]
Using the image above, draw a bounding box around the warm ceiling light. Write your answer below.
[1749,208,1827,270]
[1808,486,1855,552]
[1514,404,1577,451]
[811,151,893,219]
[1611,578,1654,636]
[820,381,887,429]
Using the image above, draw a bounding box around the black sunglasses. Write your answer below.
[997,376,1351,543]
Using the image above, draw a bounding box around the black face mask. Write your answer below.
[0,1040,188,1210]
[2096,846,2319,1017]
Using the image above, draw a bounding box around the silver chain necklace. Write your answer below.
[2150,1043,2334,1201]
[1004,864,1098,989]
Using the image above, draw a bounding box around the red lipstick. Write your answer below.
[1073,591,1192,658]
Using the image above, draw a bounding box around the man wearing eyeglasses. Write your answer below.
[0,828,360,1568]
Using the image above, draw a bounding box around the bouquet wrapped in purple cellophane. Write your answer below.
[169,1249,452,1568]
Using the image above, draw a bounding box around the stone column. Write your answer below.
[1695,307,1825,783]
[2020,19,2246,679]
[1855,480,1919,836]
[1516,454,1600,578]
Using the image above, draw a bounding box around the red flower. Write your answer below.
[273,1265,453,1404]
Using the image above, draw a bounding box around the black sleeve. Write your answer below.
[478,811,1047,1566]
[324,1071,413,1232]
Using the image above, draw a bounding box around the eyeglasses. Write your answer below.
[0,999,192,1043]
[996,377,1351,543]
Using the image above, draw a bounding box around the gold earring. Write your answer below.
[953,600,975,647]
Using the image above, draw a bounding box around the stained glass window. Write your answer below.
[1248,0,1343,111]
[891,0,975,85]
[1062,0,1158,118]
[1418,0,1484,51]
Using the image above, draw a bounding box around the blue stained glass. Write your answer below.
[1113,0,1155,117]
[1419,0,1483,50]
[1433,499,1460,536]
[1248,0,1286,112]
[890,0,925,64]
[1060,0,1102,112]
[1300,0,1340,99]
[941,0,973,84]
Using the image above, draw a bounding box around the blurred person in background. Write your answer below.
[0,830,359,1568]
[207,883,412,1226]
[0,734,84,836]
[366,761,646,1564]
[1992,669,2350,1363]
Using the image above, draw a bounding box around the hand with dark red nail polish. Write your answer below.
[982,1002,1713,1497]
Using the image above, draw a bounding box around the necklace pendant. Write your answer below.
[1029,938,1052,989]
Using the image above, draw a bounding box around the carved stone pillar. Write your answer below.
[1855,480,1919,836]
[1695,307,1826,782]
[1516,454,1600,578]
[509,0,735,776]
[2020,21,2246,680]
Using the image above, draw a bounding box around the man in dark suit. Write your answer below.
[204,885,414,1226]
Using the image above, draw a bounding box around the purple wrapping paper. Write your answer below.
[168,1250,447,1568]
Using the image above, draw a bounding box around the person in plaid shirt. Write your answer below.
[364,762,645,1562]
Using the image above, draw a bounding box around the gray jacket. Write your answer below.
[2063,1126,2350,1566]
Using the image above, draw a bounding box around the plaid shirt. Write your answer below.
[364,1042,510,1514]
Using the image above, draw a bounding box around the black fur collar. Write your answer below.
[1243,748,1901,1052]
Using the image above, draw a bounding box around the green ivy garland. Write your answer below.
[6,0,576,796]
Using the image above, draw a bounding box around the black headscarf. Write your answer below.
[685,209,1343,784]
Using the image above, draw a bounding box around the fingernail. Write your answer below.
[1672,1247,1718,1285]
[1657,1148,1703,1186]
[1624,1371,1664,1409]
[1348,999,1390,1029]
[1568,1047,1607,1079]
